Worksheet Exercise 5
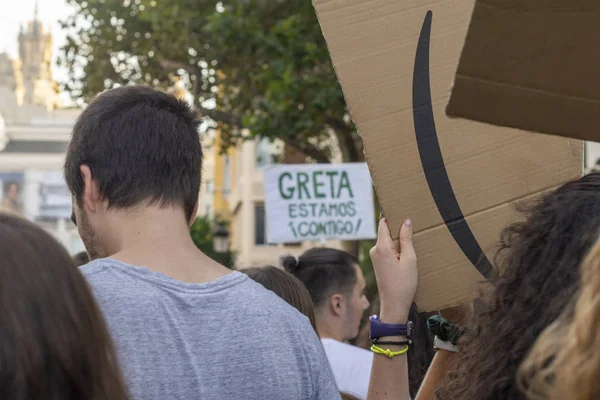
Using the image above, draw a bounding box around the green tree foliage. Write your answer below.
[189,217,235,268]
[60,0,362,163]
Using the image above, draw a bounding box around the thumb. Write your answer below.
[399,219,415,258]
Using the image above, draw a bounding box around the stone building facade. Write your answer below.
[0,5,83,253]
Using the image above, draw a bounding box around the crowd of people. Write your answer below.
[1,85,600,400]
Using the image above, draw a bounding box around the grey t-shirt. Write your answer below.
[81,259,340,400]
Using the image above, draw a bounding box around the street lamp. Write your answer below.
[212,221,230,254]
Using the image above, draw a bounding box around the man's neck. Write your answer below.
[101,208,231,283]
[316,314,345,342]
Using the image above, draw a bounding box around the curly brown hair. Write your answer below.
[518,235,600,400]
[435,173,600,400]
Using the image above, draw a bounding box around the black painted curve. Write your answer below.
[412,10,494,279]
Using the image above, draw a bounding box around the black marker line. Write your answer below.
[412,10,494,279]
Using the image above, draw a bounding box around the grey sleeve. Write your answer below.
[311,338,342,399]
[315,364,342,399]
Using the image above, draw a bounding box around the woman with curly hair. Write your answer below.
[518,233,600,400]
[428,173,600,400]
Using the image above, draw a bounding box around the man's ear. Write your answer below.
[80,165,101,213]
[329,293,344,317]
[188,201,199,227]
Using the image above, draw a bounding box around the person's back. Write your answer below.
[83,259,333,399]
[65,86,339,399]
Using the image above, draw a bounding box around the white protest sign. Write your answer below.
[264,163,376,243]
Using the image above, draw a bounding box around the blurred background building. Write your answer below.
[0,6,83,253]
[197,127,343,268]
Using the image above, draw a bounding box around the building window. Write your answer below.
[255,203,266,245]
[205,180,213,194]
[256,138,273,169]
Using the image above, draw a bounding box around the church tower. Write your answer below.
[18,0,56,110]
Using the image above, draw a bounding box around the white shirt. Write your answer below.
[321,338,373,400]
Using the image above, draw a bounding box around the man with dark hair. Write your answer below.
[283,248,372,400]
[66,86,339,400]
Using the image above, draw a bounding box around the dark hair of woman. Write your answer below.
[242,266,317,330]
[435,173,600,400]
[282,248,358,310]
[0,212,129,400]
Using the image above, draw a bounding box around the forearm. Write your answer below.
[367,310,411,400]
[415,350,456,400]
[368,351,409,400]
[367,218,417,400]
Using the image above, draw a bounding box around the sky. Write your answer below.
[0,0,74,82]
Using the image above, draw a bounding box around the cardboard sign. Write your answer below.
[313,0,583,311]
[446,1,600,143]
[264,163,376,243]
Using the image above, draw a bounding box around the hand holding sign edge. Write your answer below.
[370,218,418,323]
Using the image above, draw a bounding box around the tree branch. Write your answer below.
[282,136,330,164]
[158,52,333,164]
[194,104,329,163]
[158,57,197,76]
[196,105,243,127]
[325,116,362,162]
[324,116,352,135]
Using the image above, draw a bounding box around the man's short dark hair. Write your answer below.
[65,86,202,221]
[282,248,358,309]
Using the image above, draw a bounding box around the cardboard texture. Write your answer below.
[313,0,583,311]
[446,1,600,142]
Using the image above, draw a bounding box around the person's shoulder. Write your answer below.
[79,257,120,272]
[80,258,136,284]
[79,258,155,302]
[79,258,115,280]
[237,282,339,398]
[230,279,322,352]
[237,278,313,325]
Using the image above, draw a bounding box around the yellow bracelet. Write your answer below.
[370,344,409,358]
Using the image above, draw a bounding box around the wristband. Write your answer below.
[371,339,413,346]
[370,344,409,358]
[369,314,414,340]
